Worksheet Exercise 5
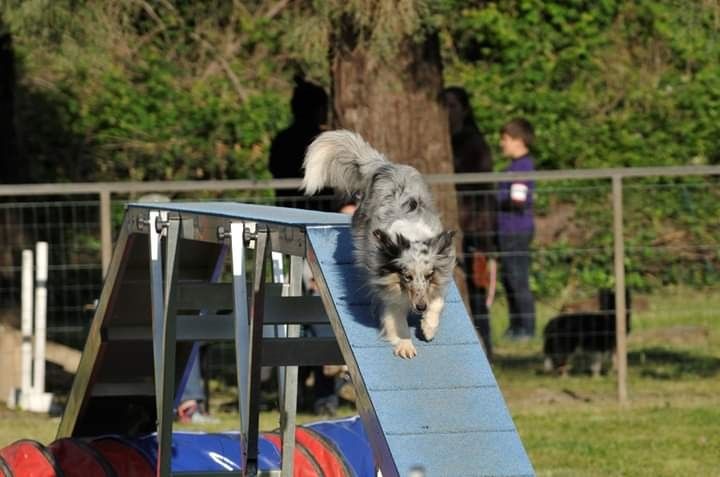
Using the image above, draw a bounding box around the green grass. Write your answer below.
[490,286,720,476]
[520,405,720,477]
[1,287,719,476]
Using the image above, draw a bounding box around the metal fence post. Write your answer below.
[100,190,112,277]
[612,175,628,405]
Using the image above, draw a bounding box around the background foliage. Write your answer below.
[4,0,719,180]
[439,0,720,296]
[2,0,719,294]
[440,0,720,170]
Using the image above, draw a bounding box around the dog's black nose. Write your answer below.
[416,303,427,312]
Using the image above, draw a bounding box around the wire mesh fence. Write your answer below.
[0,199,103,396]
[0,168,718,402]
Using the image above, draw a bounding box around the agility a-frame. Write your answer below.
[58,202,534,477]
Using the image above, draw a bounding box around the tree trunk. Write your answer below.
[330,29,469,302]
[0,22,18,182]
[330,33,458,225]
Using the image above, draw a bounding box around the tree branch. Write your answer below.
[264,0,290,20]
[190,32,248,102]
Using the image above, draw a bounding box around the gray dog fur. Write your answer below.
[303,130,455,358]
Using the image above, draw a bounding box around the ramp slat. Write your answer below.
[306,225,534,477]
[373,387,515,435]
[387,432,534,477]
[331,300,480,349]
[352,345,496,391]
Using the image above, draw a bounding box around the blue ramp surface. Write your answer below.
[306,226,535,477]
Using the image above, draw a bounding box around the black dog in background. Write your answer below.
[543,288,632,376]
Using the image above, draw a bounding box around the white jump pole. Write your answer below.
[20,250,34,399]
[32,242,48,396]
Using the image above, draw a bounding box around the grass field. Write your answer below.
[1,287,718,476]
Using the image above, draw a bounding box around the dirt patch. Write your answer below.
[535,202,583,246]
[631,325,711,346]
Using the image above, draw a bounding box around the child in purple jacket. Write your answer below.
[497,118,536,339]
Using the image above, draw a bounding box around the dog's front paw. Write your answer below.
[421,320,438,341]
[393,339,417,359]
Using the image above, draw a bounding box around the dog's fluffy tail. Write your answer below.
[302,130,388,196]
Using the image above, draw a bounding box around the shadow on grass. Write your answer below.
[490,345,720,380]
[492,353,545,370]
[629,347,720,379]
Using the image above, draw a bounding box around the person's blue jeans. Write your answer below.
[498,232,535,336]
[181,352,206,402]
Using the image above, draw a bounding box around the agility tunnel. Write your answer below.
[0,416,374,476]
[47,202,534,476]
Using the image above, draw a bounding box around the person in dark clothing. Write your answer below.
[269,75,329,208]
[444,86,497,358]
[0,28,19,183]
[497,118,536,339]
[268,77,337,413]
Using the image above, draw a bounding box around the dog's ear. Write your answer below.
[395,232,411,251]
[431,230,456,256]
[373,229,410,257]
[373,229,400,257]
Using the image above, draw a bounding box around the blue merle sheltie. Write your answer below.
[302,130,456,359]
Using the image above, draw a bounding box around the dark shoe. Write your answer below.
[504,328,532,341]
[313,395,339,416]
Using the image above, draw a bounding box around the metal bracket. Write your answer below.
[217,224,231,240]
[134,215,150,232]
[155,216,169,233]
[218,221,258,246]
[244,222,258,246]
[136,211,173,234]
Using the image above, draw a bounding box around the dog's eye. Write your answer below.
[401,272,412,282]
[425,271,434,280]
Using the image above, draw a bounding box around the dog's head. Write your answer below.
[373,229,456,313]
[599,287,632,332]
